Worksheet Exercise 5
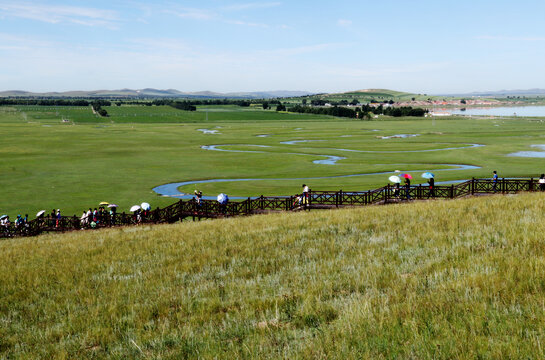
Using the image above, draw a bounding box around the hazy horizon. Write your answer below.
[1,0,544,94]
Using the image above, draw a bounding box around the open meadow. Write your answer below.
[2,193,545,358]
[2,104,545,217]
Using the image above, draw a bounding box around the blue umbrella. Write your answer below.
[422,172,435,179]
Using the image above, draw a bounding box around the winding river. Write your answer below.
[152,138,485,199]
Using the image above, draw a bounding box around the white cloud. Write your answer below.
[337,19,352,27]
[226,20,269,28]
[223,2,282,11]
[164,8,216,20]
[476,35,545,41]
[0,1,119,27]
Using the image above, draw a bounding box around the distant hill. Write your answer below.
[294,88,440,102]
[0,88,314,99]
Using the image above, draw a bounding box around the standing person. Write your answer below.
[492,170,498,193]
[404,177,411,200]
[55,209,61,228]
[93,208,98,224]
[394,182,400,198]
[50,209,56,227]
[23,214,29,234]
[428,177,435,198]
[80,210,88,229]
[109,206,116,226]
[194,190,203,207]
[302,184,310,208]
[539,174,545,191]
[15,215,23,229]
[1,216,10,237]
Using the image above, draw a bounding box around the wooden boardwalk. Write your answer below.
[1,177,541,238]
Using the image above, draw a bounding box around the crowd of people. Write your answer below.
[3,172,545,238]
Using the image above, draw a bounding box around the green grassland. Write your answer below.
[2,105,545,217]
[2,193,545,358]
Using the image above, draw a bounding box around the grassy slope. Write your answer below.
[282,89,445,104]
[2,193,545,358]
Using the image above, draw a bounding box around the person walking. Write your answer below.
[194,190,203,207]
[404,177,411,200]
[539,174,545,191]
[394,182,400,198]
[302,184,310,208]
[428,177,435,198]
[80,210,88,229]
[56,209,61,228]
[492,170,498,193]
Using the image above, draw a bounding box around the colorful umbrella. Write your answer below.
[401,173,413,179]
[422,172,435,179]
[389,175,401,183]
[99,201,109,206]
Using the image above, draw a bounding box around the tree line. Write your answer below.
[285,104,427,119]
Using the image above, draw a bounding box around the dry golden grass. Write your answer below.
[2,193,545,359]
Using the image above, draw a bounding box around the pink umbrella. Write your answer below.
[401,173,413,179]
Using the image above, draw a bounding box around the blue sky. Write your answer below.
[1,0,544,93]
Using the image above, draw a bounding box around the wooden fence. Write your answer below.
[1,177,542,239]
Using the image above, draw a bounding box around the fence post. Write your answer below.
[308,190,312,209]
[502,178,505,193]
[339,189,343,206]
[530,178,534,191]
[386,184,390,203]
[450,184,454,198]
[471,177,475,195]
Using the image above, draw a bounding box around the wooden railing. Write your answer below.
[1,178,541,239]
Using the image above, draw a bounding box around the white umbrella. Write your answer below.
[130,205,141,212]
[0,215,7,220]
[107,204,118,208]
[389,175,401,183]
[36,210,45,217]
[217,193,228,204]
[141,202,151,211]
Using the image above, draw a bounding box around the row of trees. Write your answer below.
[0,99,93,106]
[91,100,110,117]
[169,101,196,111]
[282,103,427,119]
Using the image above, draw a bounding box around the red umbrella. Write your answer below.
[401,173,413,179]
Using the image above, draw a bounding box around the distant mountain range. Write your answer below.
[3,87,545,99]
[0,88,314,99]
[440,89,545,97]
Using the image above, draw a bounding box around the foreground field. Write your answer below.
[2,193,545,358]
[2,105,545,217]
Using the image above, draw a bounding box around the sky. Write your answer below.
[1,0,545,94]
